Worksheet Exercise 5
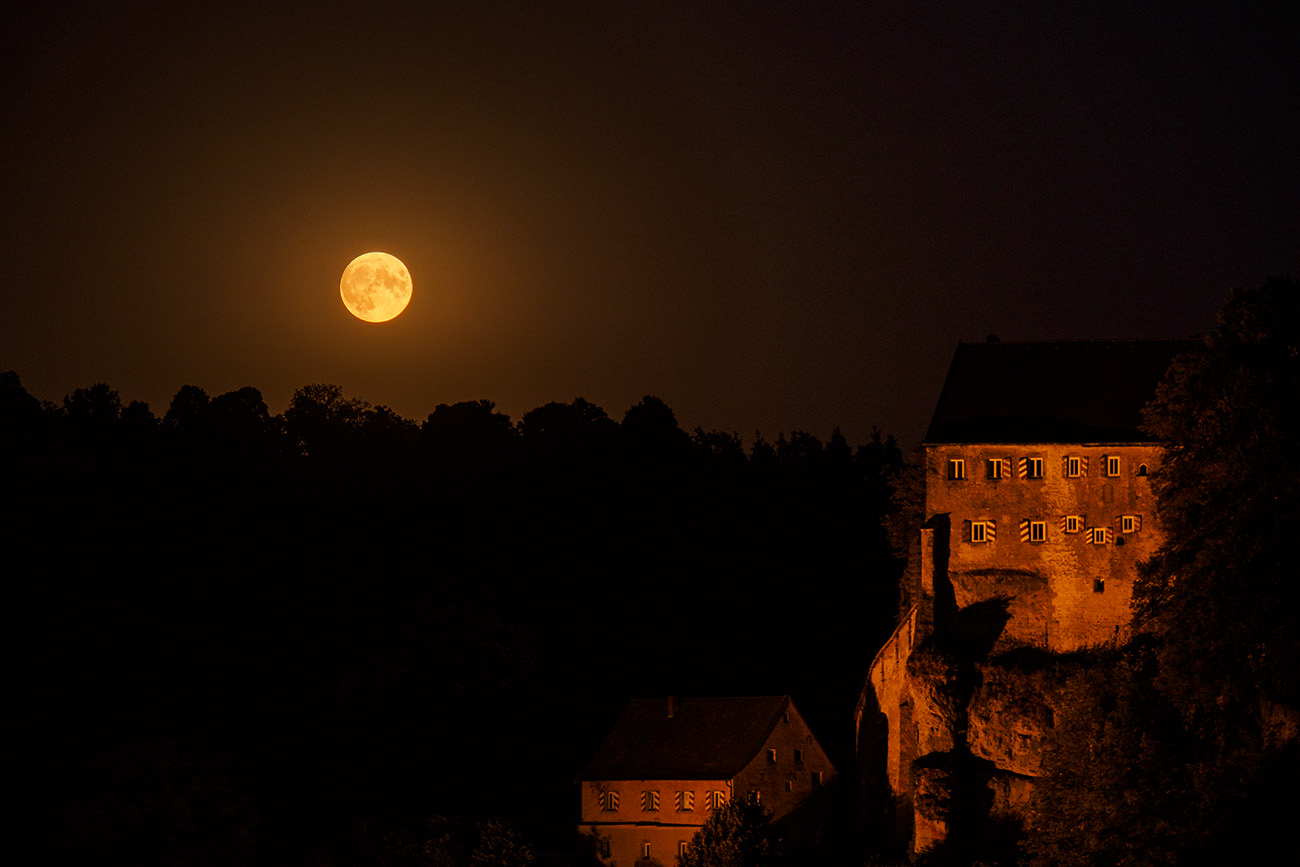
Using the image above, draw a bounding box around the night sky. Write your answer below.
[3,2,1296,448]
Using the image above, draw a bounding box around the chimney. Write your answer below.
[667,696,678,719]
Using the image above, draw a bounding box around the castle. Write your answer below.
[857,339,1194,855]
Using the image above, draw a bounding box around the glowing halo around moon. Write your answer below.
[339,252,413,322]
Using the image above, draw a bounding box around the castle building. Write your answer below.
[579,696,835,866]
[857,339,1194,855]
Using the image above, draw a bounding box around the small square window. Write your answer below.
[1094,579,1105,594]
[747,790,761,805]
[784,780,793,792]
[971,521,988,543]
[600,790,619,812]
[1105,455,1121,477]
[1024,456,1044,479]
[767,748,777,764]
[986,458,1003,480]
[948,458,965,480]
[1028,520,1046,543]
[1090,527,1108,545]
[707,791,727,811]
[794,749,804,765]
[641,790,660,812]
[812,771,824,787]
[1065,456,1082,477]
[1121,515,1139,533]
[676,790,695,812]
[1064,515,1081,534]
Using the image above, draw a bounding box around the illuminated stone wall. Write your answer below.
[923,442,1165,652]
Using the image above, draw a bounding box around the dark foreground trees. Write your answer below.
[1024,277,1300,866]
[0,378,903,866]
[678,798,778,867]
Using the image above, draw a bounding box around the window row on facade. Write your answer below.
[947,455,1147,481]
[597,789,726,813]
[965,515,1143,544]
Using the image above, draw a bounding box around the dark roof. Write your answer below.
[924,339,1197,445]
[580,696,792,781]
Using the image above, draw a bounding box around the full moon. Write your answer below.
[340,252,413,322]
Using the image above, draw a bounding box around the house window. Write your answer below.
[969,519,995,543]
[767,748,777,764]
[598,839,611,859]
[1121,515,1140,533]
[794,749,804,765]
[679,841,689,857]
[1064,515,1081,534]
[707,791,727,810]
[747,790,761,805]
[1021,456,1044,479]
[1137,463,1149,477]
[812,770,824,787]
[1090,527,1108,545]
[785,780,794,792]
[1094,579,1105,594]
[986,458,1003,480]
[1065,456,1082,477]
[1028,520,1046,543]
[675,790,695,812]
[948,458,965,480]
[641,790,660,812]
[599,790,619,812]
[643,842,651,860]
[1105,455,1121,477]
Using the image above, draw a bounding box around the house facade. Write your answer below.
[857,339,1194,854]
[579,696,835,866]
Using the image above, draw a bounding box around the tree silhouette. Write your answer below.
[678,797,778,867]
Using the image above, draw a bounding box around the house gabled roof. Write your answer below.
[924,339,1197,445]
[580,696,793,782]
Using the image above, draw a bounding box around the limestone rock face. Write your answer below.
[907,649,960,757]
[967,662,1056,778]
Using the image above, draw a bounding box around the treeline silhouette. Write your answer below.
[1,373,904,865]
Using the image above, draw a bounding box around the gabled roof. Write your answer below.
[924,339,1197,444]
[580,696,792,782]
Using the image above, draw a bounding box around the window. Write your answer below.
[948,458,965,480]
[1065,456,1083,477]
[599,790,619,812]
[679,841,689,857]
[1094,579,1105,594]
[747,790,761,805]
[707,791,727,810]
[812,770,824,787]
[970,520,989,543]
[1021,456,1044,479]
[1028,520,1046,543]
[599,840,611,859]
[641,790,660,812]
[767,748,776,764]
[643,842,652,860]
[986,458,1004,480]
[1090,527,1108,545]
[675,790,695,812]
[784,780,794,792]
[1121,515,1140,533]
[1137,463,1149,477]
[1105,455,1121,477]
[794,749,804,765]
[1063,515,1081,534]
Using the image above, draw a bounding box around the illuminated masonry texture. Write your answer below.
[579,696,835,867]
[857,339,1195,855]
